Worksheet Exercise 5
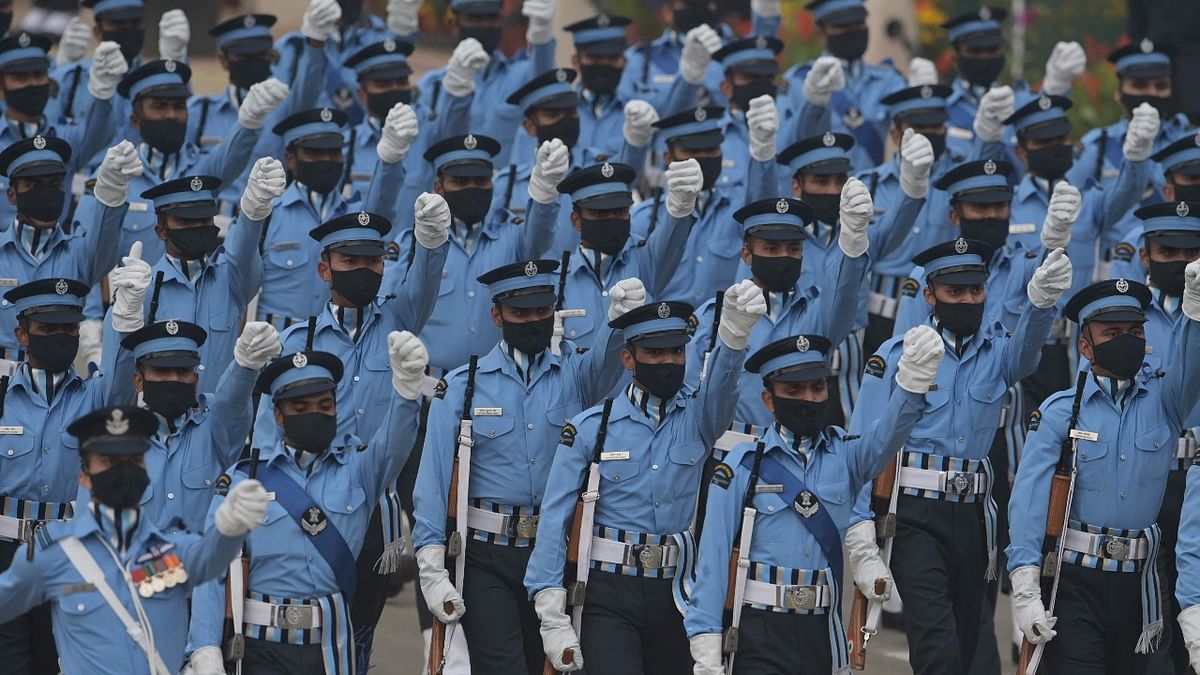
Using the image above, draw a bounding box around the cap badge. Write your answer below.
[106,409,129,435]
[524,261,538,277]
[244,15,256,28]
[601,162,614,178]
[357,211,371,226]
[1141,38,1154,53]
[164,59,176,73]
[755,36,767,50]
[464,134,478,150]
[657,302,671,319]
[17,33,29,48]
[1038,96,1051,111]
[1178,201,1191,217]
[822,131,836,147]
[54,279,68,295]
[556,68,568,82]
[165,320,179,335]
[694,107,707,122]
[32,135,45,150]
[776,198,789,214]
[597,13,611,27]
[319,108,333,123]
[954,238,969,254]
[292,352,308,368]
[189,176,203,192]
[796,336,810,352]
[920,84,932,99]
[984,159,997,175]
[979,7,992,20]
[384,38,396,52]
[1116,278,1130,293]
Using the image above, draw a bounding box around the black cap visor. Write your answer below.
[578,38,627,56]
[10,159,66,179]
[576,191,633,210]
[669,129,724,150]
[956,29,1004,49]
[161,200,220,219]
[953,186,1012,204]
[21,305,84,325]
[528,91,579,112]
[1119,63,1171,79]
[290,132,345,150]
[440,158,494,177]
[497,287,557,309]
[895,108,949,126]
[0,57,49,74]
[929,266,988,286]
[360,63,413,81]
[728,59,779,77]
[797,157,852,176]
[137,83,190,100]
[95,6,143,20]
[221,36,274,55]
[819,6,867,26]
[747,224,807,241]
[630,330,691,348]
[328,240,387,256]
[766,363,831,383]
[1084,309,1147,324]
[1167,160,1200,177]
[137,350,201,369]
[81,436,151,455]
[1146,230,1200,249]
[273,377,337,401]
[1019,118,1072,141]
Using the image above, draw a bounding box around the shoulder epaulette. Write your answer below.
[1026,250,1039,259]
[575,346,589,354]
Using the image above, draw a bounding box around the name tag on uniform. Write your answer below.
[473,407,502,416]
[0,278,17,287]
[62,583,96,595]
[652,74,675,85]
[948,126,974,141]
[1070,429,1100,442]
[600,451,630,461]
[272,241,300,251]
[722,159,737,170]
[1103,169,1120,179]
[557,309,587,318]
[1009,223,1036,234]
[128,201,149,213]
[199,136,223,146]
[0,426,23,435]
[1145,345,1153,354]
[755,484,783,494]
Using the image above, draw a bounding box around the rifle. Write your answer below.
[429,355,478,675]
[847,452,901,669]
[550,251,585,356]
[565,399,613,625]
[692,290,729,544]
[224,391,263,663]
[147,271,164,323]
[1018,371,1089,675]
[699,291,724,384]
[721,441,765,673]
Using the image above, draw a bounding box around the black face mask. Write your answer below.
[444,186,492,225]
[537,115,580,150]
[282,412,338,454]
[103,28,144,64]
[772,395,826,439]
[673,5,715,33]
[732,80,776,112]
[580,216,630,255]
[926,132,948,161]
[503,316,553,355]
[580,64,621,96]
[633,359,686,400]
[805,192,840,225]
[229,56,273,91]
[27,332,78,373]
[1025,144,1073,180]
[140,119,187,154]
[295,160,344,195]
[957,55,1005,87]
[696,155,722,191]
[1121,93,1175,119]
[142,379,196,419]
[338,0,363,25]
[366,89,412,120]
[1172,184,1200,203]
[460,26,502,55]
[1089,332,1145,379]
[958,216,1008,251]
[751,254,804,291]
[165,224,220,260]
[90,462,150,509]
[6,83,49,118]
[16,184,65,223]
[1149,258,1188,297]
[935,300,985,338]
[331,267,383,307]
[826,28,869,62]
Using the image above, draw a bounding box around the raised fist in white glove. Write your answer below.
[1124,102,1162,161]
[414,192,451,249]
[665,158,703,218]
[238,78,290,130]
[1027,248,1073,309]
[608,278,647,321]
[235,322,282,371]
[973,85,1014,143]
[1012,566,1057,645]
[718,279,767,350]
[838,176,872,257]
[443,38,490,97]
[303,0,342,42]
[241,157,287,221]
[529,139,570,204]
[88,41,130,101]
[94,140,144,207]
[894,325,944,394]
[1041,181,1081,249]
[1179,604,1200,671]
[389,330,428,400]
[623,100,659,148]
[110,241,151,333]
[747,94,778,163]
[1042,41,1086,97]
[534,588,583,672]
[387,0,422,36]
[680,25,721,86]
[185,646,225,675]
[908,56,938,86]
[158,9,190,61]
[899,128,934,199]
[523,0,557,46]
[689,633,723,675]
[55,16,92,68]
[215,479,270,537]
[803,56,845,107]
[417,545,466,622]
[845,520,895,601]
[377,102,419,163]
[1182,259,1200,321]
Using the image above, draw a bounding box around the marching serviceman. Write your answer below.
[1110,134,1200,281]
[0,405,270,675]
[685,326,944,674]
[616,2,725,112]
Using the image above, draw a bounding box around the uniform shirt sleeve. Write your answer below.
[517,198,560,261]
[362,157,407,228]
[0,550,47,624]
[844,386,927,490]
[816,250,869,349]
[387,235,448,334]
[848,342,901,525]
[634,210,695,297]
[223,210,267,303]
[867,191,926,264]
[576,322,628,405]
[890,269,929,339]
[208,360,257,463]
[359,393,421,502]
[412,378,465,550]
[523,413,593,597]
[999,301,1057,385]
[1160,316,1200,429]
[1176,465,1200,610]
[77,200,131,286]
[196,122,262,192]
[696,342,747,448]
[1005,400,1062,571]
[685,454,745,637]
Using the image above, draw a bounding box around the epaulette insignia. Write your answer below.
[842,434,861,441]
[900,279,919,298]
[864,355,886,378]
[710,463,733,488]
[385,241,400,262]
[576,346,590,354]
[1027,410,1041,432]
[1114,242,1135,262]
[636,238,648,247]
[434,378,448,399]
[559,422,577,447]
[215,473,231,496]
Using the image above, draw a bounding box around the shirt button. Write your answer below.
[957,435,965,442]
[613,474,621,480]
[652,464,659,470]
[204,479,211,486]
[41,486,48,493]
[286,260,293,267]
[346,505,353,512]
[442,271,448,278]
[167,492,175,500]
[357,409,364,415]
[198,364,205,371]
[956,399,961,405]
[767,505,774,512]
[43,448,49,454]
[601,291,608,297]
[467,291,475,298]
[530,458,536,464]
[527,423,534,430]
[488,430,496,437]
[1120,492,1127,499]
[654,501,661,507]
[470,327,477,333]
[76,603,85,612]
[570,330,577,337]
[1120,454,1127,461]
[696,256,704,263]
[912,227,921,234]
[805,548,812,556]
[5,450,11,456]
[353,376,360,382]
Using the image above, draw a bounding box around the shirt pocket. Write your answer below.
[545,402,578,431]
[1075,438,1109,492]
[180,463,219,491]
[561,313,594,342]
[814,464,851,508]
[911,389,951,440]
[751,490,791,533]
[206,300,239,333]
[59,588,108,624]
[968,382,1007,433]
[474,415,516,442]
[599,452,641,485]
[0,430,36,462]
[667,439,705,498]
[252,502,298,559]
[324,484,368,519]
[1135,423,1172,487]
[263,243,310,273]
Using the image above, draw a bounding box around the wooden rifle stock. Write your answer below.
[1017,639,1036,675]
[428,619,447,675]
[872,456,898,502]
[565,496,584,565]
[848,456,900,669]
[848,589,869,669]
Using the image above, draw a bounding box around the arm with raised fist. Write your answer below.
[388,193,450,333]
[229,158,287,301]
[158,9,190,62]
[518,140,568,259]
[81,141,142,284]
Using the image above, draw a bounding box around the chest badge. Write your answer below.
[794,490,820,518]
[301,506,328,536]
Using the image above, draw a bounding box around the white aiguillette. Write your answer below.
[473,407,503,416]
[0,426,23,435]
[1069,429,1099,442]
[600,451,630,461]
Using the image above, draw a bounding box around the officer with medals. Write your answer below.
[524,282,767,674]
[187,336,429,675]
[685,327,944,675]
[1110,134,1200,280]
[0,405,270,675]
[1011,271,1200,674]
[411,260,640,674]
[850,239,1073,674]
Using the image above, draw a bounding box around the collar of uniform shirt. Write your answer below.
[328,302,364,340]
[580,87,613,115]
[90,502,140,557]
[451,217,481,254]
[956,78,989,106]
[828,55,862,80]
[502,340,546,384]
[1154,286,1181,316]
[1092,373,1134,404]
[225,83,246,109]
[626,381,674,426]
[140,142,180,182]
[286,443,326,474]
[15,220,51,259]
[579,243,609,282]
[775,424,812,463]
[930,313,973,356]
[26,364,64,404]
[809,218,836,247]
[764,289,792,321]
[302,183,337,222]
[6,115,42,139]
[167,253,205,284]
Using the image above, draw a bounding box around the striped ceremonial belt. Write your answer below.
[466,499,540,546]
[589,526,680,579]
[244,591,354,675]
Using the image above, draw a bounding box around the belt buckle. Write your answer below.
[945,471,974,496]
[631,544,664,568]
[782,585,816,610]
[508,514,540,539]
[1099,535,1130,561]
[275,604,314,630]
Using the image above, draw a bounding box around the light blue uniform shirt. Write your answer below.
[273,16,390,127]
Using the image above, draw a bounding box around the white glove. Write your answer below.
[899,128,934,199]
[302,0,342,42]
[689,633,723,675]
[87,41,130,101]
[55,16,92,67]
[746,94,778,163]
[665,158,703,218]
[234,322,282,371]
[907,56,938,86]
[973,85,1014,143]
[1183,259,1200,322]
[214,479,270,537]
[680,25,721,86]
[110,241,151,333]
[185,646,225,675]
[443,38,490,97]
[1026,248,1073,309]
[1124,102,1162,161]
[94,140,144,207]
[387,0,422,36]
[417,545,466,622]
[838,176,872,257]
[389,330,428,400]
[894,325,944,394]
[1011,566,1057,645]
[529,139,570,204]
[803,56,845,107]
[523,0,556,46]
[377,102,419,163]
[157,9,190,61]
[1042,41,1086,97]
[238,78,290,130]
[717,279,767,350]
[414,192,451,249]
[623,99,659,148]
[534,588,583,672]
[1178,604,1200,672]
[1040,181,1081,249]
[608,278,647,321]
[845,520,894,601]
[240,157,287,221]
[750,0,782,18]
